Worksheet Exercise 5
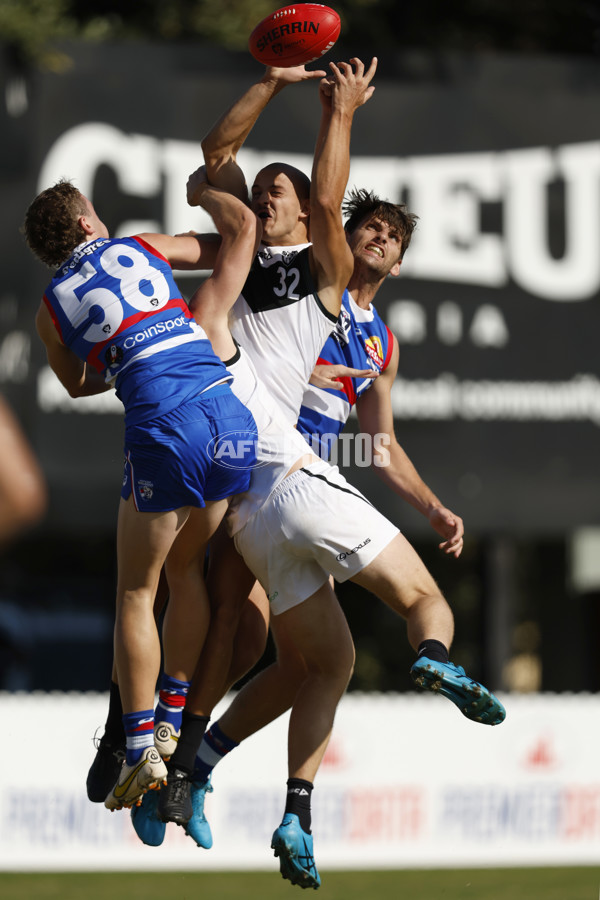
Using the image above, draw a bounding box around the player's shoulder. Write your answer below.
[371,301,395,342]
[370,300,385,322]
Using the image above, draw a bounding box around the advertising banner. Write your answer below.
[1,691,599,871]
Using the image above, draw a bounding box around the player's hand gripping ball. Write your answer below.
[249,4,341,68]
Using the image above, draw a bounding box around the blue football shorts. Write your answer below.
[121,383,257,512]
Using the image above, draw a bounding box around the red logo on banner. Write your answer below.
[524,736,557,770]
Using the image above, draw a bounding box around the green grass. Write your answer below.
[1,868,599,900]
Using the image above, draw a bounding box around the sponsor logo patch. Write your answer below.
[337,537,371,561]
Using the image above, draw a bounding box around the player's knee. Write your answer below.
[212,595,248,631]
[307,640,355,688]
[275,647,309,686]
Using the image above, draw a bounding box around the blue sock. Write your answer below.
[155,673,190,731]
[193,722,239,782]
[123,709,154,766]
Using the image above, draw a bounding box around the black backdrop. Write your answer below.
[1,43,599,692]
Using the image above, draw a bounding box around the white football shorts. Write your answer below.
[234,459,400,615]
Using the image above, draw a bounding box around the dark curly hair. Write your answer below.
[22,180,89,269]
[343,187,418,259]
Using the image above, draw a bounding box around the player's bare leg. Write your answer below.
[184,524,265,720]
[281,582,355,780]
[114,496,192,714]
[353,533,505,725]
[87,570,170,803]
[106,496,191,809]
[133,563,272,848]
[350,532,454,649]
[269,581,354,891]
[155,500,230,757]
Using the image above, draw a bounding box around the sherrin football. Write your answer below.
[249,4,341,68]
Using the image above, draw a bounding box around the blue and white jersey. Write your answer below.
[296,289,394,457]
[43,236,229,426]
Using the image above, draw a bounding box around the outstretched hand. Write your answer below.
[264,64,327,87]
[310,363,378,390]
[428,506,465,558]
[319,57,377,111]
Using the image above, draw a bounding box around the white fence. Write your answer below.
[1,691,599,871]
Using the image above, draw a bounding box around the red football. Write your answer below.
[249,4,341,68]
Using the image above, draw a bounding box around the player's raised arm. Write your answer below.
[309,57,378,319]
[355,338,465,558]
[201,65,325,200]
[186,166,262,359]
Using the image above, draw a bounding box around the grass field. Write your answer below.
[2,868,599,900]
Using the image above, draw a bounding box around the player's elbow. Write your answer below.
[225,206,260,251]
[200,134,216,158]
[311,191,340,220]
[238,206,261,243]
[340,254,354,287]
[200,139,234,171]
[332,242,354,290]
[67,377,101,399]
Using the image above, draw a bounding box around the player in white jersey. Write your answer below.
[230,239,337,425]
[203,59,380,427]
[172,57,377,713]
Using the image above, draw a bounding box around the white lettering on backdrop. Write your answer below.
[38,124,600,301]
